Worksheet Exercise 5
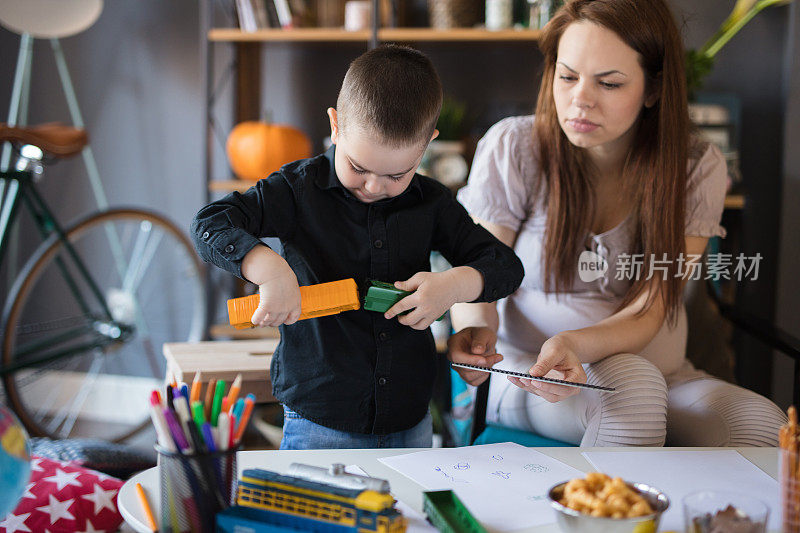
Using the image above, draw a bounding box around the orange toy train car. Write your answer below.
[227,278,361,329]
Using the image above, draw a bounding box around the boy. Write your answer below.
[191,45,523,449]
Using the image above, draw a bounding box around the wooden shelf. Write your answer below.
[209,28,371,42]
[724,193,745,210]
[211,180,747,211]
[208,27,542,43]
[209,180,258,193]
[380,28,542,41]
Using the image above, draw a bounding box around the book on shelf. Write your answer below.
[688,101,735,158]
[235,0,258,31]
[251,0,270,28]
[264,0,281,27]
[273,0,293,28]
[289,0,311,27]
[688,100,741,185]
[688,102,730,126]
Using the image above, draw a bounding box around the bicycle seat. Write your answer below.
[0,122,88,158]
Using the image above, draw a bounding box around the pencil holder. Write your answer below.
[781,447,800,533]
[156,445,239,533]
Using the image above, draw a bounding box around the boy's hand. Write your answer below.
[447,327,502,386]
[242,245,302,327]
[384,267,483,330]
[252,275,302,327]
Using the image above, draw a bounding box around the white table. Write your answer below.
[119,447,779,533]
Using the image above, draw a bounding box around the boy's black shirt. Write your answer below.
[191,146,523,434]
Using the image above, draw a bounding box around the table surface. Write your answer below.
[119,446,779,533]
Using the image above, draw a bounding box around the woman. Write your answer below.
[449,0,786,446]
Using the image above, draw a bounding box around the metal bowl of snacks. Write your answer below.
[548,473,670,533]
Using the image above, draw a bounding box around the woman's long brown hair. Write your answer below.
[535,0,689,325]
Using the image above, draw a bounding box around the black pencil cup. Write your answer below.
[155,445,239,533]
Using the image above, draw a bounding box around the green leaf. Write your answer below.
[685,49,715,97]
[436,97,469,141]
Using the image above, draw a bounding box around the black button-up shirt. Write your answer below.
[191,147,523,434]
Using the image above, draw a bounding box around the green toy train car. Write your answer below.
[363,280,444,321]
[423,490,487,533]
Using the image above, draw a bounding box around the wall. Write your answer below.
[670,1,790,400]
[776,3,800,408]
[0,2,205,236]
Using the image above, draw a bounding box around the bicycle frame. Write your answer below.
[0,168,131,376]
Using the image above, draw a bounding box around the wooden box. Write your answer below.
[163,339,279,403]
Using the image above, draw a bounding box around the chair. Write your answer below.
[468,374,573,447]
[433,356,573,447]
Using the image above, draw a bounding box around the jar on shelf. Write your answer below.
[315,0,346,27]
[528,0,564,29]
[344,1,372,31]
[428,0,480,29]
[486,0,513,30]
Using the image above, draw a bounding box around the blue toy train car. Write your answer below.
[217,463,407,533]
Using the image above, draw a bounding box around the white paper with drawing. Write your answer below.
[378,442,583,531]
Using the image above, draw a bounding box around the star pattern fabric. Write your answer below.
[0,456,124,533]
[42,470,82,492]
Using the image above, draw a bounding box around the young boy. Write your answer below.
[191,45,523,449]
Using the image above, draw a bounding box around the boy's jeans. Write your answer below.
[280,406,433,449]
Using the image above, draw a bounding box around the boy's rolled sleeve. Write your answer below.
[433,192,523,303]
[190,170,299,280]
[193,226,265,279]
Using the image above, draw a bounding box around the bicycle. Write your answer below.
[0,123,207,442]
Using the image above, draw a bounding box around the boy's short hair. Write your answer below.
[337,44,443,146]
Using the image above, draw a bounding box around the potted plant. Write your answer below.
[686,0,795,96]
[421,97,471,187]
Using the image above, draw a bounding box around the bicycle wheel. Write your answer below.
[2,208,206,441]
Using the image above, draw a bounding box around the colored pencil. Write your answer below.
[218,413,230,451]
[149,392,176,453]
[225,374,242,410]
[190,371,202,404]
[204,378,216,421]
[235,395,256,444]
[135,482,158,532]
[211,379,226,426]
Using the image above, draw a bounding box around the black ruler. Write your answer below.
[451,363,617,393]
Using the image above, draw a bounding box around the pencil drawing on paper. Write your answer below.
[434,466,469,483]
[524,464,550,473]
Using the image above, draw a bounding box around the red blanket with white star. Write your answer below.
[0,456,123,533]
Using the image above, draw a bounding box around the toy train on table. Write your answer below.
[216,463,484,533]
[216,463,406,533]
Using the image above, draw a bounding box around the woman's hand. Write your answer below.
[447,327,503,386]
[508,333,587,403]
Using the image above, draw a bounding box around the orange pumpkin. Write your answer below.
[226,121,312,180]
